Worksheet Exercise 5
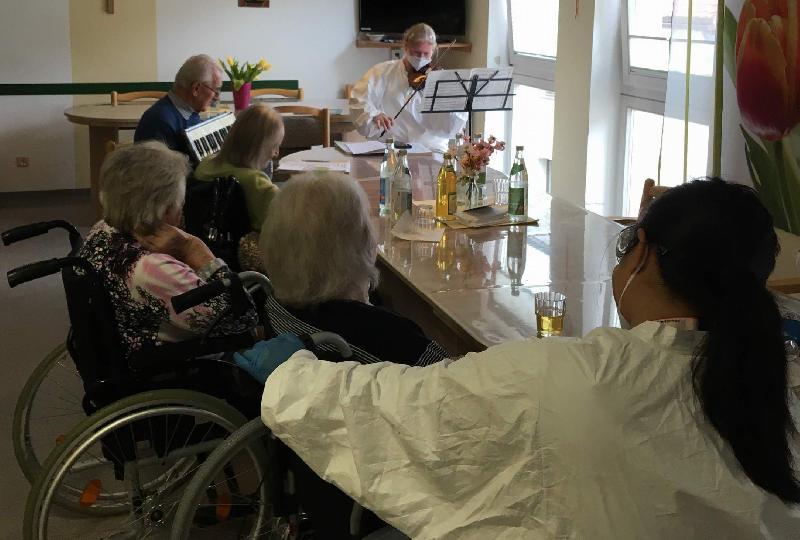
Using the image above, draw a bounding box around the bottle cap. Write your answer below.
[387,138,395,144]
[398,149,408,155]
[516,145,524,151]
[443,152,452,159]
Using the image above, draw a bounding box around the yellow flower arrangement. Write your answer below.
[219,57,272,91]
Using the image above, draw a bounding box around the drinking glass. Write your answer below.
[535,292,566,338]
[413,203,436,231]
[493,177,509,206]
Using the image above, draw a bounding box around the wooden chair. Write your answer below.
[110,90,166,106]
[611,178,670,225]
[767,277,800,295]
[274,106,331,149]
[344,84,355,100]
[251,88,304,100]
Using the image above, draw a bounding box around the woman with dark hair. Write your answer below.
[239,178,800,538]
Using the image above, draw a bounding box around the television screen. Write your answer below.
[359,0,466,38]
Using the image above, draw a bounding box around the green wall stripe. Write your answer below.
[0,80,299,96]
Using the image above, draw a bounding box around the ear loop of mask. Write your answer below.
[618,244,648,316]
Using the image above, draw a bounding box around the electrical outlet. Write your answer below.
[391,48,403,60]
[16,157,29,168]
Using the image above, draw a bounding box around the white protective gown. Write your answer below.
[261,322,800,539]
[350,60,468,151]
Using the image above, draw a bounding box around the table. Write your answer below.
[64,98,353,219]
[280,148,624,355]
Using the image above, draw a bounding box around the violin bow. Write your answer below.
[379,38,458,138]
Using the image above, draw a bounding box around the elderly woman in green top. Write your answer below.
[194,103,284,269]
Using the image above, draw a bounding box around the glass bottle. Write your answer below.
[379,138,398,216]
[507,225,527,296]
[391,150,413,224]
[508,146,528,222]
[436,153,458,221]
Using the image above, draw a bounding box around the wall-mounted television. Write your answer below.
[359,0,467,39]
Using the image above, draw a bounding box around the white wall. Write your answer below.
[156,0,386,100]
[0,1,75,191]
[0,0,386,192]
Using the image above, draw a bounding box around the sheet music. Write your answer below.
[422,67,514,113]
[335,140,385,155]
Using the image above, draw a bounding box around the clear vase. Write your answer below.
[460,172,487,210]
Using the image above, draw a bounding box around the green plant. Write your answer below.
[219,57,272,91]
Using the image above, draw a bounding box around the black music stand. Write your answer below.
[420,68,514,137]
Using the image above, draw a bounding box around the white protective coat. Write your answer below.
[350,60,468,151]
[261,322,800,539]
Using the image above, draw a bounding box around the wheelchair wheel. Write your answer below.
[24,389,249,539]
[13,341,86,483]
[171,417,291,540]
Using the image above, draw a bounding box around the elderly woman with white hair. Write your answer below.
[248,171,448,536]
[135,54,223,159]
[78,141,257,362]
[350,23,467,150]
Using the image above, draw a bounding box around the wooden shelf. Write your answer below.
[356,39,472,53]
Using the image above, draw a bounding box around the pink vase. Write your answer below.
[233,82,252,112]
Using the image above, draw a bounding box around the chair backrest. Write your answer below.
[183,175,252,271]
[638,178,670,220]
[62,261,128,390]
[251,87,304,100]
[274,106,331,152]
[344,84,354,99]
[110,90,167,106]
[611,178,670,226]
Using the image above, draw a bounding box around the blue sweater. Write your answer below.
[134,95,200,159]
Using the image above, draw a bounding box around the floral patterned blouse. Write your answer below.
[78,221,258,361]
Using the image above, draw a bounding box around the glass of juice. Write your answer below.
[535,292,566,338]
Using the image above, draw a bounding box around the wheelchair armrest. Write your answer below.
[128,331,259,372]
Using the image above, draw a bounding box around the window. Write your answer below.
[622,105,664,217]
[508,0,558,82]
[509,0,558,58]
[510,86,555,194]
[626,0,672,73]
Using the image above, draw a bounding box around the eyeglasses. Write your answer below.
[201,83,221,97]
[615,225,669,262]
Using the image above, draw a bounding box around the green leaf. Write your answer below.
[741,127,790,230]
[776,139,800,233]
[723,6,738,85]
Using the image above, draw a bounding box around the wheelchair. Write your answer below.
[3,220,269,539]
[161,276,389,539]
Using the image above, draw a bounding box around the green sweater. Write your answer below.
[194,157,278,231]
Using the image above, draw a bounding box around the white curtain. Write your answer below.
[659,0,720,186]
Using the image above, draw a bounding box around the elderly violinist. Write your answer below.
[350,23,467,151]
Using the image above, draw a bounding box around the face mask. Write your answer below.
[407,54,431,71]
[616,245,648,330]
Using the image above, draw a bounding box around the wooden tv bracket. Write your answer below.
[238,0,270,6]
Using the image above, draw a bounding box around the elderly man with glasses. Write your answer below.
[134,54,223,161]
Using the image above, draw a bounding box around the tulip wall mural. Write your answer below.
[723,0,800,232]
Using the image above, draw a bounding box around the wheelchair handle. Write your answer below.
[172,271,274,314]
[2,220,82,251]
[309,332,353,359]
[7,257,80,288]
[171,278,231,314]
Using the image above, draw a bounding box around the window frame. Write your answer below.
[506,0,557,83]
[620,0,667,102]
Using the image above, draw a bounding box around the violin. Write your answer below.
[406,63,440,91]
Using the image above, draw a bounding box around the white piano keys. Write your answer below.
[184,112,236,163]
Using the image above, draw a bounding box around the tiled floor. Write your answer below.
[0,190,93,539]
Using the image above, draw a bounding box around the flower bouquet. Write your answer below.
[454,134,506,208]
[219,57,272,111]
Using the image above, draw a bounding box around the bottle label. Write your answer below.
[510,162,526,176]
[508,187,525,216]
[478,171,486,185]
[379,177,386,206]
[447,192,457,215]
